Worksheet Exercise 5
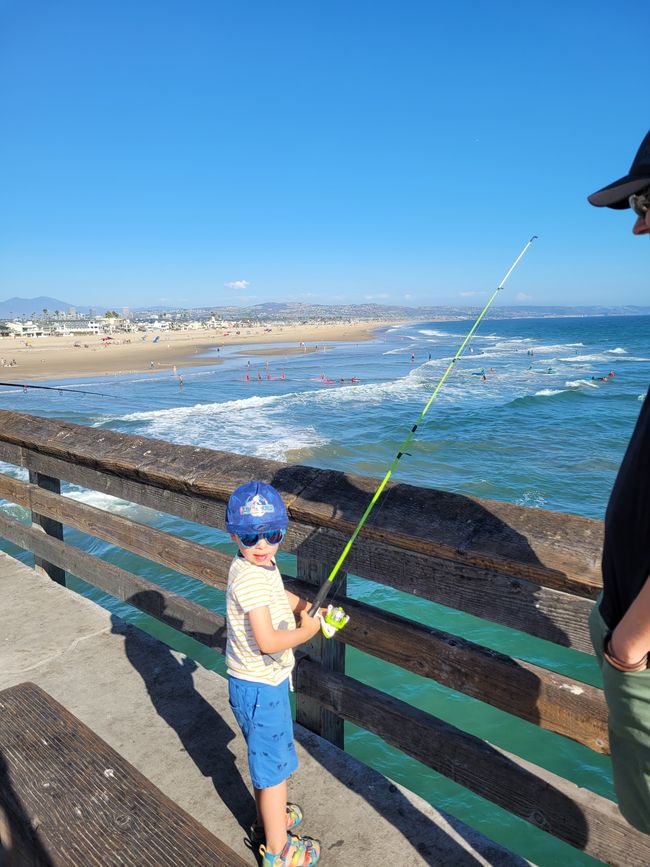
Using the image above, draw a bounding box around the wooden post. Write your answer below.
[295,556,346,748]
[28,470,65,585]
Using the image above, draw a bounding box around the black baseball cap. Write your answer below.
[588,129,650,209]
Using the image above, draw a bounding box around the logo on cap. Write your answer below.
[240,494,275,518]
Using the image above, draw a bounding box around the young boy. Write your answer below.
[225,480,322,867]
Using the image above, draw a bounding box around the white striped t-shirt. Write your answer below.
[226,554,296,685]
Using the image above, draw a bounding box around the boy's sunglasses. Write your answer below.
[237,529,286,548]
[629,187,650,219]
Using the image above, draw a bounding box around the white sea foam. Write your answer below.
[123,393,284,421]
[561,353,649,363]
[64,487,146,515]
[0,461,27,480]
[516,490,547,509]
[565,379,599,389]
[560,353,609,363]
[293,371,423,407]
[534,389,565,397]
[607,347,627,354]
[417,328,460,338]
[532,343,585,355]
[119,393,328,461]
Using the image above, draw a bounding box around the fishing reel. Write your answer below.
[318,604,350,639]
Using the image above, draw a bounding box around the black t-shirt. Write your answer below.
[600,391,650,630]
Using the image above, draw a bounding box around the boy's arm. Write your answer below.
[248,605,321,654]
[286,590,327,618]
[285,590,306,613]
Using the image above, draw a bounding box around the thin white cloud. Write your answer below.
[225,280,250,290]
[459,290,487,298]
[404,293,413,301]
[516,292,532,301]
[364,292,389,300]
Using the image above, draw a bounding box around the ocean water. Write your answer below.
[1,314,649,866]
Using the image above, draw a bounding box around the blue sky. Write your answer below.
[1,0,648,309]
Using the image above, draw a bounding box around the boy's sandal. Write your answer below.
[260,833,321,867]
[250,803,303,843]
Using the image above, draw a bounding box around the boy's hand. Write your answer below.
[299,608,322,639]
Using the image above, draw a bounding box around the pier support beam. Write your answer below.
[295,556,346,749]
[28,470,65,585]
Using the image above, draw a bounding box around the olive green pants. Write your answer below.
[589,597,650,834]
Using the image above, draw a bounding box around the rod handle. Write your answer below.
[309,581,333,617]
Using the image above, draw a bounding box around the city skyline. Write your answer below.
[1,1,648,308]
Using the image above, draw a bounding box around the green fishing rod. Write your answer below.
[309,235,538,622]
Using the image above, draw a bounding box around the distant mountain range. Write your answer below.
[188,301,650,321]
[2,296,650,321]
[0,296,98,317]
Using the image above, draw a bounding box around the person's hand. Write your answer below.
[299,608,322,639]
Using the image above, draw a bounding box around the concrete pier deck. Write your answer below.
[0,550,530,866]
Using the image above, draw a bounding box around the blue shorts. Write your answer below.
[228,676,298,790]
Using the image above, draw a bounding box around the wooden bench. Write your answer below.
[0,682,248,866]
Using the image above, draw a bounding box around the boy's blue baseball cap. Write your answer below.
[225,480,288,535]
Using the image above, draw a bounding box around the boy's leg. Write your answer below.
[256,779,288,855]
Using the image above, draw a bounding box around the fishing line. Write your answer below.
[309,235,538,616]
[0,381,111,397]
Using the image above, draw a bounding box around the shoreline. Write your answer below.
[0,320,405,383]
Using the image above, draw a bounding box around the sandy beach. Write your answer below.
[0,320,397,382]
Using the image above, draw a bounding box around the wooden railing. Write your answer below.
[0,410,643,865]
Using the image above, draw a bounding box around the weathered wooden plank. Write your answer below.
[0,412,603,597]
[289,472,602,596]
[27,470,66,586]
[295,659,647,867]
[0,512,226,652]
[0,469,606,749]
[0,470,605,751]
[0,472,232,592]
[0,445,597,652]
[291,524,597,653]
[294,558,346,748]
[0,441,231,529]
[0,411,320,504]
[285,577,608,754]
[0,682,247,866]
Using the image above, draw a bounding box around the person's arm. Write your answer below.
[247,605,321,655]
[285,590,328,617]
[285,590,308,614]
[607,574,650,670]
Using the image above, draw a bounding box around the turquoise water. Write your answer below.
[1,314,648,865]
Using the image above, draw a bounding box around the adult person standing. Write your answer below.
[587,128,650,833]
